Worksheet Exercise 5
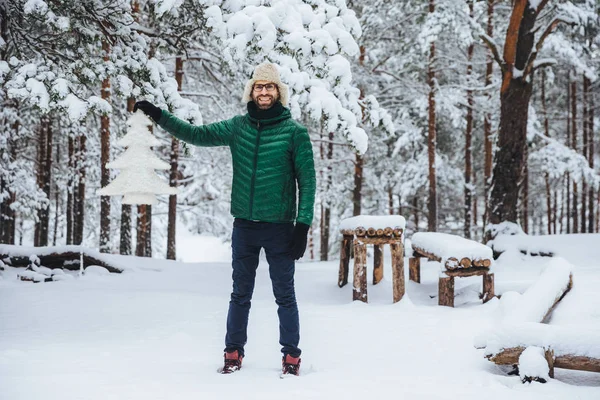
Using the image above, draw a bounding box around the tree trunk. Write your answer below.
[566,78,571,233]
[588,78,595,232]
[353,153,363,216]
[120,98,136,255]
[413,196,419,231]
[74,135,86,245]
[167,57,183,260]
[489,0,541,230]
[427,0,437,232]
[571,79,579,233]
[581,74,588,233]
[541,70,552,234]
[490,78,532,226]
[483,0,494,233]
[99,39,111,253]
[320,132,334,261]
[66,135,74,244]
[35,115,52,246]
[522,142,529,234]
[464,3,474,239]
[136,205,147,257]
[0,111,17,244]
[52,142,60,246]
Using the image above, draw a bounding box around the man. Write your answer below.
[134,62,316,376]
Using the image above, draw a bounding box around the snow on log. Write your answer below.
[0,244,126,274]
[339,215,406,231]
[477,323,600,374]
[411,232,493,269]
[500,257,573,324]
[519,346,553,383]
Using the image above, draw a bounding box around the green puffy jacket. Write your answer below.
[158,108,316,226]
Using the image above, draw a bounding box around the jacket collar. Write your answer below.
[246,101,290,126]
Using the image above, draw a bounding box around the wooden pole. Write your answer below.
[352,240,367,302]
[409,257,421,283]
[482,272,495,303]
[439,275,454,307]
[391,242,405,303]
[373,244,383,285]
[338,234,352,287]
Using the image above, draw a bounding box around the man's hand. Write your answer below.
[133,100,162,123]
[290,223,310,260]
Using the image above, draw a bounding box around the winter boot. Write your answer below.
[219,350,243,374]
[281,354,301,376]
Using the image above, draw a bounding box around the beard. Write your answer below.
[252,92,279,110]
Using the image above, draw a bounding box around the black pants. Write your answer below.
[225,218,301,358]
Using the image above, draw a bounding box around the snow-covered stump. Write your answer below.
[519,346,554,383]
[410,232,495,307]
[338,216,406,304]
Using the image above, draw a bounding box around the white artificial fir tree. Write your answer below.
[98,111,177,205]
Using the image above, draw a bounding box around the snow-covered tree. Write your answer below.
[98,111,177,205]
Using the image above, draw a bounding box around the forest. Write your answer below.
[0,0,598,260]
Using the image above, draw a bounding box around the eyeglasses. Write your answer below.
[253,83,277,92]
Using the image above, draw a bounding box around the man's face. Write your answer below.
[251,80,279,110]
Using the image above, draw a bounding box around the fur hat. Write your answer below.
[242,62,289,107]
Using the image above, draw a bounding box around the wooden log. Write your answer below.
[409,257,421,283]
[391,242,405,303]
[472,259,483,267]
[393,228,403,238]
[472,258,491,267]
[367,227,377,237]
[340,229,355,236]
[445,257,459,270]
[353,240,368,302]
[482,272,495,303]
[355,227,367,237]
[545,348,555,379]
[541,274,573,323]
[383,227,393,236]
[438,275,455,307]
[0,251,123,273]
[373,244,383,285]
[443,267,490,278]
[338,234,353,288]
[488,347,600,374]
[460,257,472,268]
[482,258,491,267]
[376,228,384,236]
[354,237,401,245]
[412,246,442,262]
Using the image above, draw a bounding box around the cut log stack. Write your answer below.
[338,225,405,304]
[409,242,494,307]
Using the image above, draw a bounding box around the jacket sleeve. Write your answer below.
[158,110,234,147]
[293,126,316,226]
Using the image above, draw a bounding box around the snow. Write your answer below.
[2,234,600,398]
[411,232,493,262]
[339,215,406,231]
[519,346,551,382]
[479,322,600,360]
[500,257,573,324]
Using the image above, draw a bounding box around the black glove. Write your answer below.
[290,223,310,260]
[133,100,162,123]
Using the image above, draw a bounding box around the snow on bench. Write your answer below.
[408,232,494,307]
[411,232,493,270]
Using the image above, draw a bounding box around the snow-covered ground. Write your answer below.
[1,234,600,399]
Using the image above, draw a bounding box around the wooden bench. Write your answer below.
[409,232,494,307]
[338,215,406,303]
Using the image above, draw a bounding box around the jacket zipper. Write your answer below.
[249,120,261,219]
